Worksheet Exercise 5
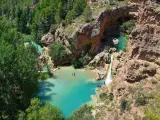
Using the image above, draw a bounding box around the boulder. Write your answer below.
[109,47,117,53]
[41,33,54,46]
[112,38,119,45]
[89,51,110,67]
[83,54,92,65]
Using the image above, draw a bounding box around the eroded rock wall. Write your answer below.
[114,0,160,83]
[78,4,138,52]
[114,0,160,97]
[128,0,160,63]
[52,4,138,56]
[42,3,138,65]
[94,1,160,119]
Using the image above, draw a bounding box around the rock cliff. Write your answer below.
[93,0,160,119]
[122,0,160,82]
[77,4,137,51]
[42,2,138,65]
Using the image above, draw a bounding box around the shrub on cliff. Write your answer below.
[120,99,131,112]
[134,92,147,106]
[65,10,74,24]
[49,43,67,65]
[71,59,83,69]
[144,92,160,120]
[99,93,114,102]
[68,104,95,120]
[50,24,58,35]
[83,5,92,22]
[38,72,50,81]
[72,51,86,68]
[120,20,136,34]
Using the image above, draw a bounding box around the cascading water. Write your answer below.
[105,54,113,85]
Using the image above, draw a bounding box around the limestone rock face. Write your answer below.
[41,33,54,46]
[114,0,160,94]
[77,4,138,52]
[128,0,160,63]
[38,47,54,72]
[40,4,138,66]
[53,4,138,59]
[94,1,160,119]
[89,51,110,67]
[120,60,157,83]
[113,0,160,84]
[83,54,92,65]
[109,47,117,53]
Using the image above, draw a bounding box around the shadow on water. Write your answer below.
[52,75,57,79]
[38,81,56,101]
[39,92,57,101]
[40,81,55,87]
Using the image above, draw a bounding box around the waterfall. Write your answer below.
[105,54,113,85]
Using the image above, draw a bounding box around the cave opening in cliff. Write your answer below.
[100,16,135,51]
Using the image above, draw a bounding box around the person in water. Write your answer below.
[72,73,76,76]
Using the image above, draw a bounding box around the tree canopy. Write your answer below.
[0,17,39,120]
[18,98,64,120]
[49,43,67,65]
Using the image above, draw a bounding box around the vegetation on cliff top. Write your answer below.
[0,0,87,43]
[18,98,64,120]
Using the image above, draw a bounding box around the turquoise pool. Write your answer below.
[31,41,43,54]
[38,67,104,117]
[115,36,128,51]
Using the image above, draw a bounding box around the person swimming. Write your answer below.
[72,72,75,76]
[72,73,75,76]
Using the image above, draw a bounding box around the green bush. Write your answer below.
[134,114,141,120]
[144,93,160,120]
[68,104,95,120]
[72,59,83,69]
[134,92,147,106]
[123,34,129,40]
[99,93,114,102]
[65,10,74,24]
[50,24,58,34]
[18,98,64,120]
[88,63,93,67]
[38,72,49,81]
[120,99,131,112]
[120,20,136,34]
[49,43,67,65]
[71,51,87,68]
[83,5,92,22]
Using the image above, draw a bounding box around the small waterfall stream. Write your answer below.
[105,54,113,85]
